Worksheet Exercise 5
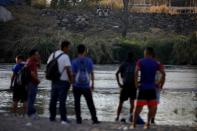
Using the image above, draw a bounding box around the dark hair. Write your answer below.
[77,44,86,54]
[29,49,38,57]
[126,51,134,62]
[16,55,24,60]
[145,47,155,56]
[61,40,70,50]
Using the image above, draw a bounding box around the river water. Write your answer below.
[0,64,196,126]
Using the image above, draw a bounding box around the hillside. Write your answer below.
[0,6,197,64]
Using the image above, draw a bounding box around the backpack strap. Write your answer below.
[52,52,65,78]
[53,52,64,60]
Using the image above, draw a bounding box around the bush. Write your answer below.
[172,34,197,65]
[144,38,174,64]
[34,38,57,63]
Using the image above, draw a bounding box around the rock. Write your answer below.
[0,6,13,22]
[62,18,69,23]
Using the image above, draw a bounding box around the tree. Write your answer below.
[121,0,129,38]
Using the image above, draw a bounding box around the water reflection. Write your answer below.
[0,64,196,126]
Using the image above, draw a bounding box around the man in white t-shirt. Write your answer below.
[47,40,72,124]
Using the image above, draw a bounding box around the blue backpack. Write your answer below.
[75,60,90,86]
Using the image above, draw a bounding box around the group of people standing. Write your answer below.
[10,49,40,118]
[10,40,165,129]
[10,40,99,125]
[116,47,165,129]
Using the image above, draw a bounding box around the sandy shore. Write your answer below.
[0,113,196,131]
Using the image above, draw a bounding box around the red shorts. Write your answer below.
[135,100,158,107]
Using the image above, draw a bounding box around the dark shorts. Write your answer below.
[13,86,27,102]
[120,84,137,102]
[136,89,157,106]
[137,89,157,100]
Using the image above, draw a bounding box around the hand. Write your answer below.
[91,85,94,91]
[156,81,163,89]
[9,86,14,91]
[118,83,123,88]
[35,79,40,85]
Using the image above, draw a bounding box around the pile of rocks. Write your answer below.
[40,9,90,31]
[128,13,197,33]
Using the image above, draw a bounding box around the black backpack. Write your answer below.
[13,65,31,87]
[45,52,64,81]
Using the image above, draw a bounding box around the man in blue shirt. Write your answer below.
[10,55,27,115]
[131,47,165,129]
[72,44,99,124]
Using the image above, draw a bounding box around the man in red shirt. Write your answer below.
[26,49,40,118]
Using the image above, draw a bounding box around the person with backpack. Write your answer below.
[115,52,136,122]
[26,49,41,118]
[131,47,165,129]
[47,40,72,124]
[72,44,100,124]
[10,55,27,115]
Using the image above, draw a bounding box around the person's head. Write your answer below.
[144,47,155,58]
[126,51,134,62]
[77,44,87,55]
[15,55,24,63]
[61,40,71,53]
[29,49,40,60]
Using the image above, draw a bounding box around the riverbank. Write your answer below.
[0,113,196,131]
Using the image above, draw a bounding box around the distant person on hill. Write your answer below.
[131,47,165,129]
[47,40,72,124]
[115,52,136,122]
[10,55,27,116]
[72,44,100,124]
[26,49,41,119]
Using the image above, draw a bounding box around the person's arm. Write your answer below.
[63,55,73,83]
[90,71,95,91]
[66,66,73,83]
[134,67,139,89]
[116,69,123,88]
[30,70,40,85]
[158,66,166,89]
[10,65,18,90]
[10,73,16,90]
[135,60,141,88]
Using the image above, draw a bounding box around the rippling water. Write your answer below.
[0,64,196,126]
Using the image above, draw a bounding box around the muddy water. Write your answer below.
[0,64,196,126]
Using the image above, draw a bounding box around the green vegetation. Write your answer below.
[15,33,195,65]
[0,6,196,65]
[121,34,197,65]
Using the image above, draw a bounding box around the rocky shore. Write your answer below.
[0,113,196,131]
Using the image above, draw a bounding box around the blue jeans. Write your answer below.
[49,81,70,121]
[27,82,38,116]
